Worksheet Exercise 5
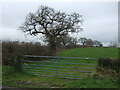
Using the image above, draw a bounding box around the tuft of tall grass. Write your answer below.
[65,75,119,88]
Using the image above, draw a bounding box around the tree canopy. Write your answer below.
[19,5,83,54]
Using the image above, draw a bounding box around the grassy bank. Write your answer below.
[2,47,119,88]
[3,65,119,88]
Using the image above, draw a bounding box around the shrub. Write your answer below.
[2,41,50,66]
[97,58,120,73]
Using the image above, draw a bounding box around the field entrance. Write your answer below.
[22,55,97,79]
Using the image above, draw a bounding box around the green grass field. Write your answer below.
[2,47,119,88]
[3,65,119,88]
[59,47,118,58]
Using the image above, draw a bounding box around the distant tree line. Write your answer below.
[78,37,103,47]
[60,36,103,48]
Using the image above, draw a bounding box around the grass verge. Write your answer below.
[2,47,119,88]
[3,65,119,88]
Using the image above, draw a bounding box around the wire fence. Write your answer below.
[22,55,98,79]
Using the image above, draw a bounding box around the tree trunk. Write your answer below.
[83,43,85,47]
[48,36,57,55]
[49,42,57,55]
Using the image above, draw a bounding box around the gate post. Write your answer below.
[14,55,23,72]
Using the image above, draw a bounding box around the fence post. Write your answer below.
[14,55,23,72]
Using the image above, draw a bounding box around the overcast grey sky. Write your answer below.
[0,0,118,46]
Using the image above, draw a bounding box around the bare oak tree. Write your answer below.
[94,40,103,47]
[61,35,78,48]
[19,5,83,54]
[85,39,94,46]
[78,37,87,46]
